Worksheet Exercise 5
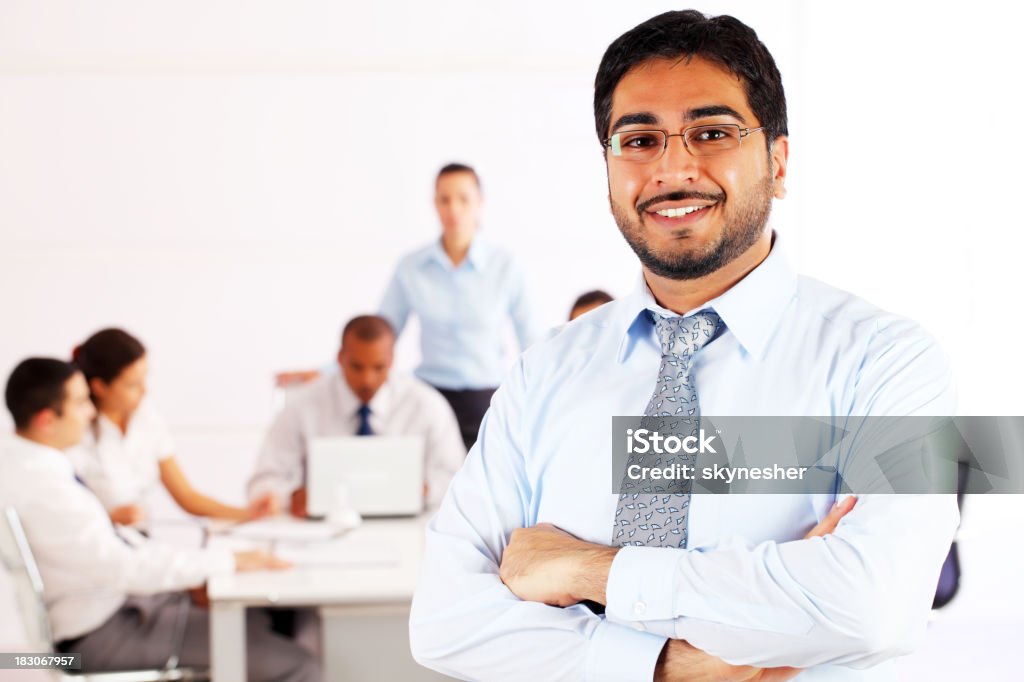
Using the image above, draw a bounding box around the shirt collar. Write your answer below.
[6,434,75,475]
[332,372,394,418]
[615,232,797,362]
[423,237,489,271]
[367,378,393,416]
[95,410,124,440]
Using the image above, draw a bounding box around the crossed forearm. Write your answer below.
[498,523,618,606]
[497,526,768,679]
[498,499,856,680]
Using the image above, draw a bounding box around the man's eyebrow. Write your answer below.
[609,112,659,133]
[686,105,747,123]
[610,106,748,134]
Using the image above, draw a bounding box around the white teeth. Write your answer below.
[656,205,711,218]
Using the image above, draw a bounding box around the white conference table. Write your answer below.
[206,516,451,681]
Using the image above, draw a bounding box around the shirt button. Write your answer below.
[633,601,647,615]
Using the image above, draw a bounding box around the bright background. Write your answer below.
[1,1,1021,678]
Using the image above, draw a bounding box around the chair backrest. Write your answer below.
[1,507,209,682]
[0,506,56,653]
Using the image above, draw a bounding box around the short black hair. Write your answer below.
[594,10,787,147]
[572,289,614,312]
[342,315,395,346]
[73,328,146,402]
[5,358,79,430]
[436,163,482,191]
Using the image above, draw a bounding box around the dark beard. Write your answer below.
[612,175,774,280]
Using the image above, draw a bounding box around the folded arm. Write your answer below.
[410,360,667,682]
[611,324,958,668]
[605,493,956,668]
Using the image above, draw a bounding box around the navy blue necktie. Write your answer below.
[356,404,373,436]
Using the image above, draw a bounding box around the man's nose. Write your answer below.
[653,133,702,185]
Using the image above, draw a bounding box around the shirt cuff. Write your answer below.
[606,546,681,623]
[584,619,667,682]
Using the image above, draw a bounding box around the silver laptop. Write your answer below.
[307,436,425,518]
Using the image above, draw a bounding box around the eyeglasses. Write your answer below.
[604,124,765,162]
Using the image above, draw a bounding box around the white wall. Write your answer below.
[1,0,1021,669]
[0,0,800,429]
[2,1,1021,426]
[3,1,1021,423]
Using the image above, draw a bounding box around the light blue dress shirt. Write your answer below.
[379,238,540,390]
[410,236,958,682]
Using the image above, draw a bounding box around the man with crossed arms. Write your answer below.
[410,9,956,682]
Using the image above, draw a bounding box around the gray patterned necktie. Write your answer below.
[613,309,723,548]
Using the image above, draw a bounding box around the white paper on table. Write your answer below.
[225,518,346,542]
[273,543,402,568]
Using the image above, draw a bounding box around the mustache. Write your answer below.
[636,190,725,214]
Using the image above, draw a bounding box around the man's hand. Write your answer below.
[654,639,801,682]
[233,550,291,572]
[804,496,857,539]
[109,504,145,526]
[246,492,280,520]
[499,523,618,606]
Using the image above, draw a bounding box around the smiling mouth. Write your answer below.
[652,205,713,218]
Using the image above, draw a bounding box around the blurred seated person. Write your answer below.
[0,358,317,680]
[70,328,277,527]
[569,289,614,321]
[249,315,465,517]
[275,165,540,452]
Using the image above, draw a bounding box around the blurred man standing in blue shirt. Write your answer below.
[410,10,957,682]
[380,164,541,449]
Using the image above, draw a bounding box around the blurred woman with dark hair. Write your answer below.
[72,327,277,526]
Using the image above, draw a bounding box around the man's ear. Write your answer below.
[30,408,55,434]
[769,136,789,200]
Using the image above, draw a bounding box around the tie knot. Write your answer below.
[653,309,722,358]
[357,404,371,418]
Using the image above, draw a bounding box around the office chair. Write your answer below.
[0,507,208,681]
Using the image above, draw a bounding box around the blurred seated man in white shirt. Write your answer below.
[248,315,466,517]
[0,357,320,680]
